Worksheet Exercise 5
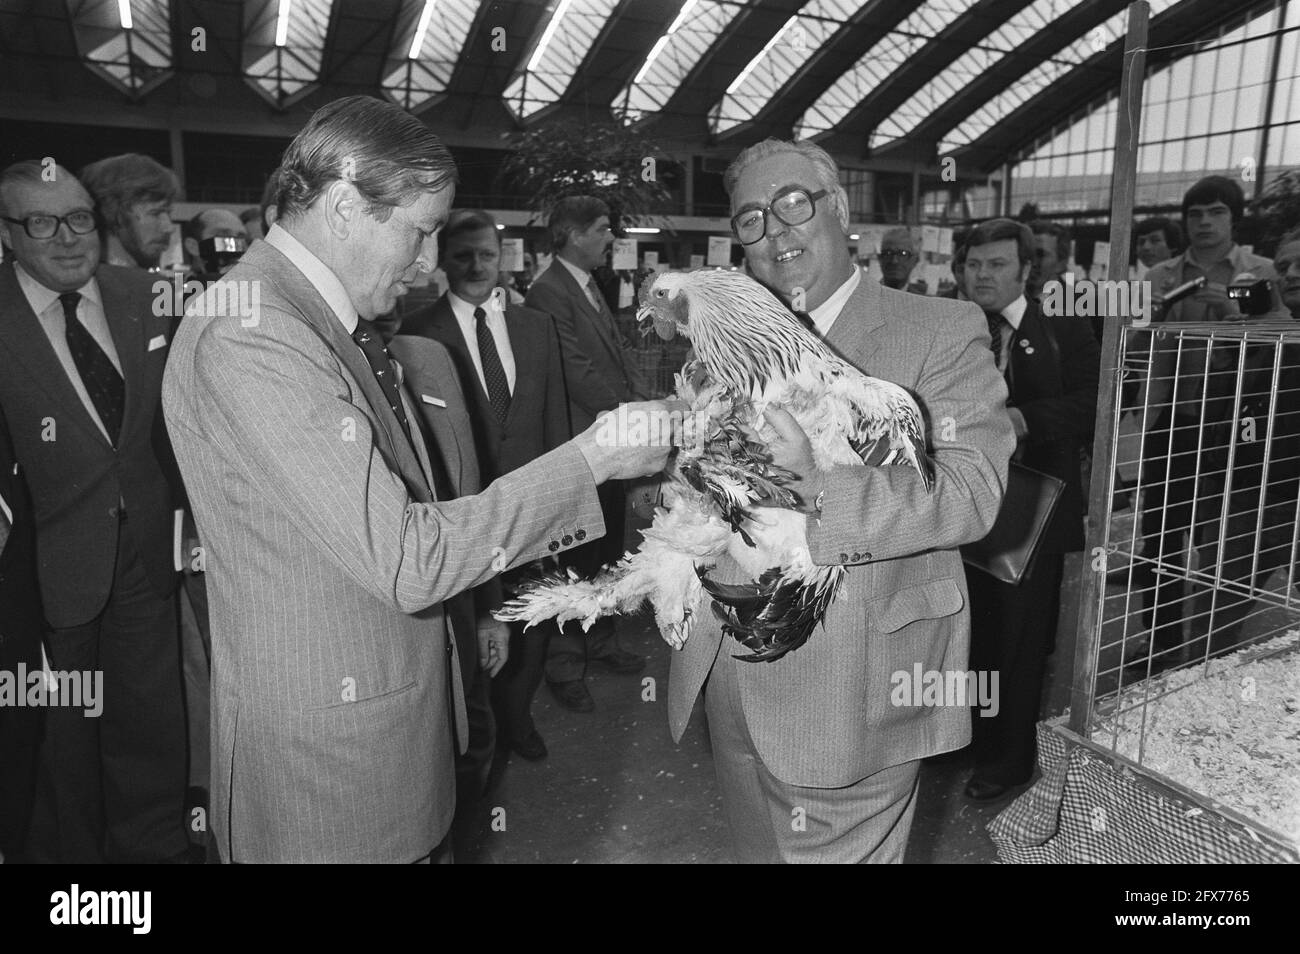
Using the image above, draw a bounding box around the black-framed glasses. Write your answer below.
[879,248,914,260]
[730,188,828,246]
[2,210,97,239]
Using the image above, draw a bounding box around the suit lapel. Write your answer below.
[825,272,885,373]
[0,264,113,448]
[556,263,623,365]
[252,244,430,498]
[502,305,537,430]
[97,268,145,442]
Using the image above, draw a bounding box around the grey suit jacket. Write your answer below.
[162,240,605,862]
[525,260,648,432]
[667,276,1016,785]
[0,261,177,627]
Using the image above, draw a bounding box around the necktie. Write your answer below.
[985,310,1007,371]
[352,320,414,451]
[60,292,124,445]
[473,306,511,423]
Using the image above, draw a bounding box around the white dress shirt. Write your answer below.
[808,265,862,336]
[447,291,517,395]
[15,262,122,443]
[990,294,1028,377]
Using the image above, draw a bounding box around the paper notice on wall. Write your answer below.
[612,238,638,271]
[689,254,704,269]
[921,225,940,254]
[499,238,524,273]
[643,250,659,268]
[707,236,731,266]
[1093,240,1111,281]
[937,227,954,257]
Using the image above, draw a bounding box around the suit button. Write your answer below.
[548,541,560,552]
[446,641,454,655]
[108,506,119,519]
[839,552,849,562]
[562,534,573,546]
[862,552,872,561]
[850,552,862,562]
[575,529,586,541]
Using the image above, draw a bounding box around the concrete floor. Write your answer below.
[454,592,1080,864]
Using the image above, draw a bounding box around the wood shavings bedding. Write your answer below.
[1091,630,1300,843]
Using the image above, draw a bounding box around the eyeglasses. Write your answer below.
[2,210,97,239]
[730,188,828,246]
[879,249,914,260]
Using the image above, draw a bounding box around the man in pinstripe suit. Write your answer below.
[162,97,675,863]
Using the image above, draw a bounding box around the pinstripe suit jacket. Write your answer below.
[162,240,604,862]
[667,277,1016,785]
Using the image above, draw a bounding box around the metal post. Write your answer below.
[1070,0,1149,735]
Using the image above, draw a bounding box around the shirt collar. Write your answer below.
[1000,294,1028,330]
[556,255,593,290]
[13,261,102,315]
[265,224,359,334]
[808,266,861,336]
[447,290,502,327]
[1180,243,1248,276]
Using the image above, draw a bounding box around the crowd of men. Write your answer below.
[0,94,1295,863]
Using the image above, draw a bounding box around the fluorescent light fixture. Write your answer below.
[634,0,698,85]
[275,0,293,48]
[727,14,797,95]
[117,0,133,30]
[625,227,661,234]
[528,0,576,73]
[409,1,436,59]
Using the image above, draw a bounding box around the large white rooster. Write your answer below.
[495,268,933,662]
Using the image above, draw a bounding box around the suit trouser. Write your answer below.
[966,553,1064,786]
[703,646,920,863]
[178,571,211,795]
[493,618,553,741]
[0,600,42,861]
[545,479,625,683]
[451,660,497,857]
[26,517,188,863]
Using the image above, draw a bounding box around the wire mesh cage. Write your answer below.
[1074,319,1300,850]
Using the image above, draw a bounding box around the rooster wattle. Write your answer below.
[495,268,934,662]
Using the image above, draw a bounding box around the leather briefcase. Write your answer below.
[961,461,1065,585]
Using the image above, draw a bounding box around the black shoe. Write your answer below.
[588,649,646,675]
[510,730,548,761]
[547,679,595,713]
[963,778,1009,801]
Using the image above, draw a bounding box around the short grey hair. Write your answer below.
[0,160,83,217]
[277,95,457,223]
[723,139,850,231]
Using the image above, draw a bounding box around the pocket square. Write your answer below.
[148,334,167,352]
[421,394,446,408]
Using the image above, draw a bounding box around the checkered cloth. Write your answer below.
[988,718,1298,863]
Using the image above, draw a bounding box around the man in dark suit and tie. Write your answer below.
[962,218,1100,800]
[402,210,571,761]
[0,160,187,862]
[526,196,650,713]
[162,97,676,862]
[0,403,43,862]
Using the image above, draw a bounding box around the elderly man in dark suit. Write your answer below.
[525,196,651,713]
[0,160,187,863]
[962,218,1099,800]
[162,96,675,863]
[402,210,571,762]
[665,139,1015,863]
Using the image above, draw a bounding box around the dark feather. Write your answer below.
[698,566,842,663]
